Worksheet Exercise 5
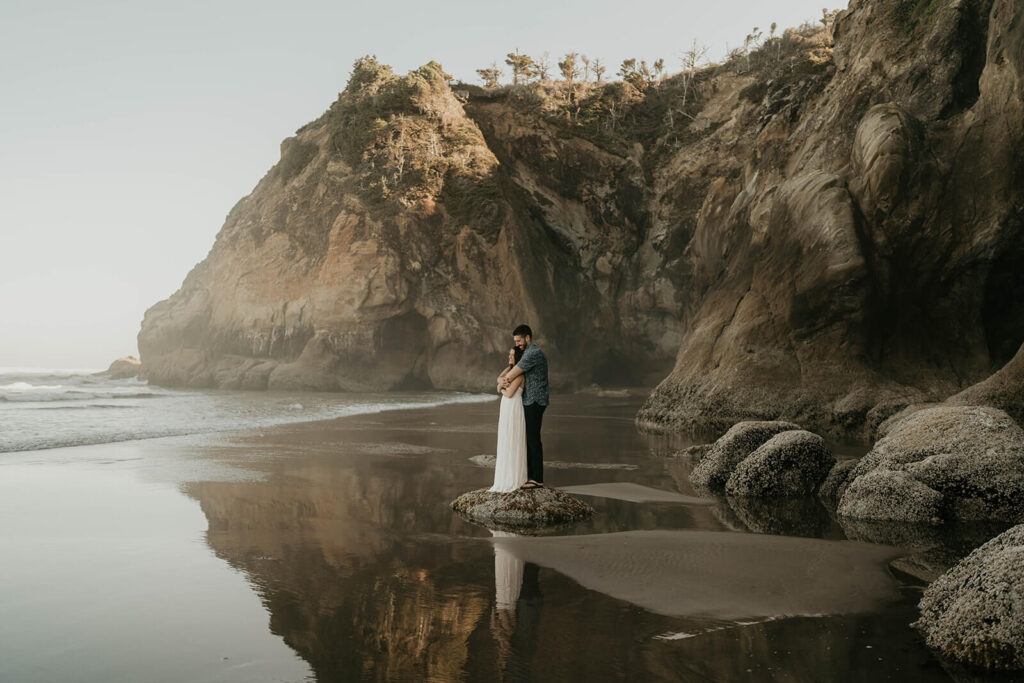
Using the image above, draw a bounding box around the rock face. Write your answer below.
[138,59,680,393]
[637,0,1024,438]
[946,342,1024,425]
[836,405,1024,524]
[450,487,593,529]
[97,356,142,379]
[689,420,801,491]
[914,524,1024,671]
[724,430,835,496]
[140,0,1024,440]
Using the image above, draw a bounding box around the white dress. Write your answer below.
[489,386,528,492]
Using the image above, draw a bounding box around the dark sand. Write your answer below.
[0,393,970,682]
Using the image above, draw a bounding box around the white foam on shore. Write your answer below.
[0,382,64,391]
[2,389,496,454]
[0,367,103,375]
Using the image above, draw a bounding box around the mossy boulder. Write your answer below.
[914,524,1024,671]
[450,487,593,529]
[724,430,835,496]
[838,405,1024,524]
[819,458,859,500]
[689,421,801,491]
[838,469,944,524]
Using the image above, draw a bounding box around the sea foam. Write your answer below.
[0,367,494,454]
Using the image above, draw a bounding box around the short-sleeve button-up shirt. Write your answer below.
[516,342,549,407]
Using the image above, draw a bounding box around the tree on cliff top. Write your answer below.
[477,61,502,88]
[506,49,536,85]
[677,40,709,111]
[535,52,553,81]
[559,51,581,84]
[344,55,394,95]
[617,58,664,90]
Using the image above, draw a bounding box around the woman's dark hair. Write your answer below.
[512,324,533,338]
[514,346,524,365]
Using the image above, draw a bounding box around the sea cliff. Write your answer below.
[140,0,1024,438]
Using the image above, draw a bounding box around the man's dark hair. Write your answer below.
[512,324,533,338]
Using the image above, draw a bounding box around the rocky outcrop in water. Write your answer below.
[140,0,1024,441]
[97,356,141,379]
[914,524,1024,671]
[690,421,834,497]
[689,420,802,491]
[450,488,593,529]
[839,469,945,524]
[836,405,1024,524]
[724,430,835,496]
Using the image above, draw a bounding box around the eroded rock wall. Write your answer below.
[639,0,1024,437]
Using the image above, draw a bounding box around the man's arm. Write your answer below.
[501,375,525,397]
[504,364,524,382]
[496,365,512,392]
[496,348,517,388]
[503,346,537,384]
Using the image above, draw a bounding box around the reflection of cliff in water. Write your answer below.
[183,461,956,682]
[182,459,496,681]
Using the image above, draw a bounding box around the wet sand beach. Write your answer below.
[0,394,971,681]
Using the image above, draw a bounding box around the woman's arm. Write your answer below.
[501,375,524,398]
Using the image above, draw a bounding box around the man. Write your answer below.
[499,324,549,489]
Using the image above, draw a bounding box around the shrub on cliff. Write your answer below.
[328,56,496,208]
[725,19,835,83]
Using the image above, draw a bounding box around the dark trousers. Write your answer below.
[523,402,546,483]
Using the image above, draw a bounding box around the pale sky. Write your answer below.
[1,0,833,368]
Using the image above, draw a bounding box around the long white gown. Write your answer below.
[489,386,528,492]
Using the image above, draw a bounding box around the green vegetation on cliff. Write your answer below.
[327,56,500,221]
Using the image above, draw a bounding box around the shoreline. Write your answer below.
[0,383,499,456]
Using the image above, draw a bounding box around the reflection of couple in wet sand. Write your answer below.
[489,529,541,674]
[492,324,550,492]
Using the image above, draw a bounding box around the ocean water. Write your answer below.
[0,367,495,454]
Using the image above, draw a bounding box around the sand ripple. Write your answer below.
[492,529,902,621]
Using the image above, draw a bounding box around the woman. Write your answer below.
[489,347,528,492]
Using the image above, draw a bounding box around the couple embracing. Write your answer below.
[490,324,549,492]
